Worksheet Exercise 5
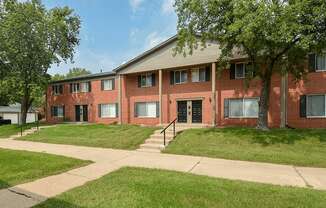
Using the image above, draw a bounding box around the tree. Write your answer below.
[174,0,326,130]
[51,67,91,81]
[0,0,80,124]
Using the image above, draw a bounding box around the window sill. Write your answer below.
[100,117,118,119]
[228,117,258,119]
[306,116,326,119]
[135,116,158,119]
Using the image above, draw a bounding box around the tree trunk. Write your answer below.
[20,95,29,125]
[256,66,272,130]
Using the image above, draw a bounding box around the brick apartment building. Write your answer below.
[47,36,326,128]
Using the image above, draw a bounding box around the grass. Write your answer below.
[19,124,158,150]
[164,127,326,168]
[0,123,38,138]
[0,148,90,189]
[35,167,326,208]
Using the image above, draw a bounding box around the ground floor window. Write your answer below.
[307,95,326,117]
[226,98,259,118]
[99,104,118,118]
[51,106,64,118]
[135,102,159,118]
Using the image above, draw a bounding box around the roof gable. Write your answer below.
[115,36,221,74]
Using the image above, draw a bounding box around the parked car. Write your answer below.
[0,116,11,125]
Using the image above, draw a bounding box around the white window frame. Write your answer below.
[235,63,246,79]
[102,79,114,91]
[229,98,259,118]
[315,54,326,72]
[140,73,153,88]
[135,102,158,118]
[71,83,80,93]
[52,85,63,95]
[306,94,326,118]
[100,103,117,118]
[80,82,89,93]
[53,106,64,118]
[174,70,188,84]
[191,68,206,83]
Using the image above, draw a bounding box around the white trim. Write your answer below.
[306,94,326,118]
[228,97,259,118]
[174,70,188,84]
[235,63,246,79]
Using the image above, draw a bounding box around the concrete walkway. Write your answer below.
[0,139,326,208]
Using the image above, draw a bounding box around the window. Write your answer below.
[235,63,245,79]
[138,73,155,88]
[192,68,207,82]
[316,54,326,71]
[102,79,114,91]
[71,83,80,93]
[52,85,63,95]
[80,82,90,92]
[135,102,159,118]
[71,82,91,93]
[51,106,64,118]
[228,98,259,118]
[307,95,326,117]
[99,104,117,118]
[141,74,153,87]
[174,70,188,84]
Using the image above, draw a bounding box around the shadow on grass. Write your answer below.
[192,127,326,146]
[35,198,85,208]
[0,179,10,190]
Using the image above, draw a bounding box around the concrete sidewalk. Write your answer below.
[0,139,326,208]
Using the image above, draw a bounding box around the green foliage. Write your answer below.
[36,167,326,208]
[0,0,80,122]
[174,0,326,129]
[51,67,91,81]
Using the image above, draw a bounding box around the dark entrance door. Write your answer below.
[82,105,88,122]
[192,100,202,123]
[75,105,80,122]
[177,101,187,123]
[75,105,88,122]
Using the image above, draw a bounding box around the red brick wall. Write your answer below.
[287,72,326,128]
[47,78,119,124]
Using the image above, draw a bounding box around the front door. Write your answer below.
[177,100,202,124]
[75,105,88,122]
[192,100,202,123]
[177,101,187,123]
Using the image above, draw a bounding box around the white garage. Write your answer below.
[0,103,38,124]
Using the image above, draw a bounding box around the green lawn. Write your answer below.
[0,123,38,138]
[164,127,326,168]
[0,148,90,189]
[35,167,326,208]
[19,124,158,150]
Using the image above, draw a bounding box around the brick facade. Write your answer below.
[47,66,326,128]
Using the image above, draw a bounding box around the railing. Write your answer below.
[20,120,39,136]
[160,118,177,146]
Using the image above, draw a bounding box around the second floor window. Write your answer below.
[138,73,155,88]
[70,82,91,93]
[170,70,187,85]
[235,63,245,79]
[316,54,326,71]
[191,67,211,82]
[101,79,115,91]
[52,85,63,95]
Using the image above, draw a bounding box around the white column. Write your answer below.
[280,72,288,128]
[118,74,122,124]
[159,69,163,125]
[211,62,217,127]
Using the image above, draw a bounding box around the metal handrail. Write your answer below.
[160,118,177,146]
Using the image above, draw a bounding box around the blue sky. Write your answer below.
[42,0,177,75]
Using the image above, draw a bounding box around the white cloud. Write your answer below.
[145,32,168,49]
[161,0,175,15]
[129,0,145,12]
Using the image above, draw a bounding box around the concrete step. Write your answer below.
[139,143,165,151]
[136,148,161,153]
[150,134,174,140]
[145,138,172,144]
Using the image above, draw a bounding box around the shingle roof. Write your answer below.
[50,71,116,84]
